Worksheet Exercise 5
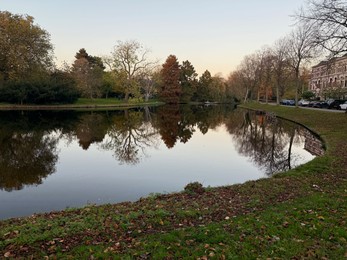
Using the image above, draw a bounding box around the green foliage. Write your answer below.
[72,49,105,99]
[0,71,79,104]
[0,11,53,81]
[101,71,125,99]
[184,182,205,194]
[111,40,153,102]
[302,90,315,100]
[195,70,213,102]
[180,60,198,103]
[75,48,105,71]
[322,85,347,99]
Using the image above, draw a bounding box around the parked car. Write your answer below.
[339,101,347,110]
[328,100,347,109]
[288,99,295,106]
[280,99,288,105]
[298,99,310,106]
[308,101,318,107]
[312,101,329,109]
[280,99,295,106]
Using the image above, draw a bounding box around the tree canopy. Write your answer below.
[72,48,104,98]
[159,55,181,104]
[0,11,53,82]
[297,0,347,56]
[111,40,155,102]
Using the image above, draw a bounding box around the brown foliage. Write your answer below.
[159,55,181,104]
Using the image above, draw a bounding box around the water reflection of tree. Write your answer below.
[101,109,159,165]
[0,106,319,191]
[74,112,111,150]
[155,105,181,148]
[225,110,304,176]
[0,130,58,191]
[155,105,231,148]
[0,111,78,191]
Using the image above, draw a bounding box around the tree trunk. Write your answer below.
[287,128,295,170]
[295,69,300,107]
[244,88,249,103]
[257,89,260,102]
[143,106,151,122]
[124,92,129,103]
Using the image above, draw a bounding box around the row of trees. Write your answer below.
[71,44,236,104]
[226,0,347,105]
[1,0,345,105]
[226,32,313,105]
[0,11,236,105]
[159,55,235,104]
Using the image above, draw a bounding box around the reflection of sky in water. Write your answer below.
[283,139,315,168]
[0,119,321,220]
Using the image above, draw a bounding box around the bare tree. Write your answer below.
[111,40,156,102]
[226,71,245,102]
[286,23,316,106]
[296,0,347,56]
[257,47,274,104]
[138,65,160,102]
[271,38,292,104]
[101,110,158,165]
[238,53,263,102]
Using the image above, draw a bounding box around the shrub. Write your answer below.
[184,182,205,194]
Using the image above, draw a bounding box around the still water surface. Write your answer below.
[0,105,324,219]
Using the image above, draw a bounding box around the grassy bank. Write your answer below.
[1,103,346,258]
[0,98,164,110]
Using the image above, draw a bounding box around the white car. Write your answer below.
[339,101,347,110]
[298,99,310,106]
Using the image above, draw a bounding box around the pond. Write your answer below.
[0,105,324,220]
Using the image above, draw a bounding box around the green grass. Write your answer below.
[74,98,125,105]
[0,98,163,109]
[0,102,346,258]
[74,98,162,106]
[127,190,346,259]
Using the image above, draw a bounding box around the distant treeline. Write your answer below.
[0,11,237,105]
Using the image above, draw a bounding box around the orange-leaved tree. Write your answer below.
[159,55,181,104]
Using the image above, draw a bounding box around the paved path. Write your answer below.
[262,102,346,113]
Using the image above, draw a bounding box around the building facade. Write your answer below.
[310,54,347,99]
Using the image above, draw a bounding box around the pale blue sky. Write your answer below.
[1,0,305,77]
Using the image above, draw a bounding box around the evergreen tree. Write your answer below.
[196,70,213,101]
[72,49,104,98]
[159,55,181,104]
[180,60,198,103]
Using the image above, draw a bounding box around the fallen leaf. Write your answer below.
[4,252,12,258]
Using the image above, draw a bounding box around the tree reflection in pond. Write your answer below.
[0,111,61,191]
[74,112,111,150]
[0,132,58,191]
[101,109,159,165]
[0,106,324,192]
[155,105,181,148]
[225,110,320,176]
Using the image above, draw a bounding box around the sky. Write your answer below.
[1,0,306,77]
